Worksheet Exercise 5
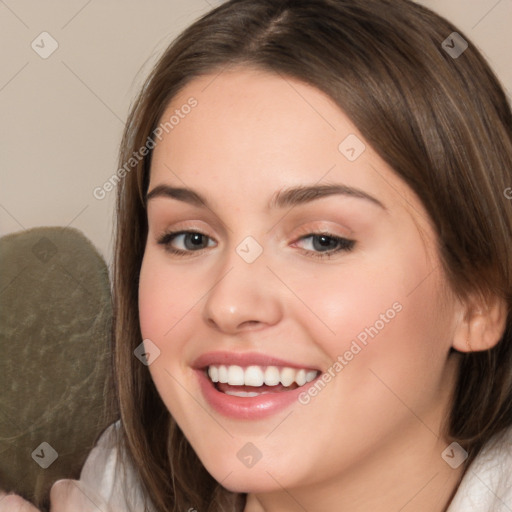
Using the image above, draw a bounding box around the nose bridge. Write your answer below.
[201,234,282,332]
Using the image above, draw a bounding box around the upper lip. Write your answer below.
[192,351,320,371]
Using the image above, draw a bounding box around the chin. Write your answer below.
[215,473,283,494]
[199,455,300,494]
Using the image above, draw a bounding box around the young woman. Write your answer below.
[4,0,511,511]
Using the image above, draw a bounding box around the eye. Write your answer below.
[156,229,355,259]
[294,232,356,259]
[157,230,216,255]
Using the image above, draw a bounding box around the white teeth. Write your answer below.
[264,366,281,386]
[280,367,296,387]
[244,366,264,386]
[227,365,245,385]
[295,369,306,386]
[224,390,266,397]
[208,366,219,383]
[207,364,319,388]
[218,365,228,383]
[306,370,317,383]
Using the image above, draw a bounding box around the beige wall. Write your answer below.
[1,0,510,268]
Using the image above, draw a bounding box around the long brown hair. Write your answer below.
[111,0,512,510]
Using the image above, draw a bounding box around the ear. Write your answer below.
[452,291,508,353]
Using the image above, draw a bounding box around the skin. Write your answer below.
[0,482,106,512]
[0,493,39,512]
[138,67,506,511]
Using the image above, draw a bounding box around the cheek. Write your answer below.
[282,260,452,469]
[138,253,194,343]
[138,260,165,341]
[138,253,198,419]
[280,261,406,354]
[287,238,450,388]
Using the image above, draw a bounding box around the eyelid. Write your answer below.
[153,219,216,239]
[291,221,354,240]
[154,218,356,254]
[156,230,216,257]
[147,206,228,238]
[156,230,355,263]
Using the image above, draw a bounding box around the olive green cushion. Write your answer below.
[0,227,114,509]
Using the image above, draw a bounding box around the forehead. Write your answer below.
[153,68,359,188]
[149,67,433,236]
[153,67,346,172]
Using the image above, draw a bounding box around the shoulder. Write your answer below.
[447,426,512,511]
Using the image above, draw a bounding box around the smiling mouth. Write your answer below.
[207,364,320,397]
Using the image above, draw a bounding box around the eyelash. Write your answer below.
[156,230,356,259]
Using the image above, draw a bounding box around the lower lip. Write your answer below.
[196,370,316,420]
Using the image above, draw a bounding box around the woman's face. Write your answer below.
[139,67,462,497]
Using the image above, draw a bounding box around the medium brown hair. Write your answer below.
[111,0,512,510]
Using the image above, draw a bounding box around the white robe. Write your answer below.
[50,422,512,511]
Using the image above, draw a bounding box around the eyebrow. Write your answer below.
[146,183,387,211]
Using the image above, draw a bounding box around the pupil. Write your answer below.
[187,233,205,249]
[313,235,336,251]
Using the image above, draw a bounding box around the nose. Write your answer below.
[202,247,283,334]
